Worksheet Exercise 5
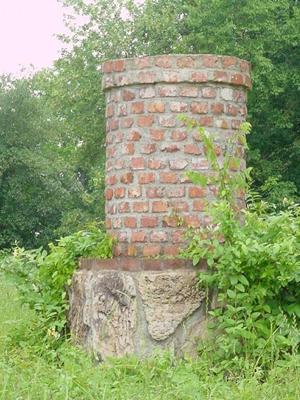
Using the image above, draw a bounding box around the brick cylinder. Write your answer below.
[102,54,251,258]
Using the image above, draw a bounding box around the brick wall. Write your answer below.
[102,54,251,258]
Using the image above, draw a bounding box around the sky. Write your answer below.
[0,0,67,76]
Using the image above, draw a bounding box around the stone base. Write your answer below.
[69,258,207,360]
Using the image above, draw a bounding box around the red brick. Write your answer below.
[160,172,178,184]
[146,187,165,198]
[226,104,238,116]
[172,230,185,243]
[137,71,157,84]
[109,119,119,131]
[124,217,137,228]
[159,116,177,127]
[141,144,156,154]
[128,187,142,198]
[102,61,113,73]
[161,144,180,152]
[118,202,130,213]
[184,215,201,228]
[171,130,187,141]
[164,246,180,256]
[166,187,185,198]
[231,73,244,86]
[143,245,161,257]
[114,187,125,198]
[122,89,136,101]
[150,129,165,141]
[105,218,112,229]
[191,102,208,114]
[121,118,134,129]
[202,55,219,68]
[170,102,188,112]
[155,56,172,68]
[138,173,155,184]
[122,143,135,155]
[199,116,214,126]
[150,231,168,242]
[131,101,144,114]
[105,188,113,200]
[148,102,165,113]
[131,231,146,242]
[158,85,177,97]
[191,72,208,82]
[179,86,198,97]
[138,115,154,127]
[131,157,145,170]
[193,199,206,211]
[169,159,188,170]
[133,201,149,212]
[162,216,179,228]
[184,144,202,155]
[106,104,114,117]
[211,103,224,114]
[120,172,133,184]
[106,175,117,185]
[141,216,158,228]
[148,159,165,169]
[189,187,207,198]
[127,245,138,257]
[152,201,168,212]
[176,56,194,68]
[113,60,125,72]
[128,130,141,141]
[214,71,228,82]
[134,57,151,69]
[202,87,216,98]
[222,56,237,68]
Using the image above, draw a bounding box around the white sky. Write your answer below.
[0,0,67,76]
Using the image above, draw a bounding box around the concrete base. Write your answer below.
[69,258,207,360]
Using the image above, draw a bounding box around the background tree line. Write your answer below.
[0,0,299,249]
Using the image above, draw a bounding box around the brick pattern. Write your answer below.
[103,54,251,257]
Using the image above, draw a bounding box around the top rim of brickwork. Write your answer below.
[101,54,252,91]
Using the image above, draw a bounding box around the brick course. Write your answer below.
[102,54,251,257]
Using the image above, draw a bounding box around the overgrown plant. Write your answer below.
[0,225,113,354]
[181,119,300,372]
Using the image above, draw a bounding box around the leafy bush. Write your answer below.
[181,121,300,371]
[0,225,113,354]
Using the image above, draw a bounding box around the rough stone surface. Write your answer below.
[102,54,251,257]
[69,266,206,359]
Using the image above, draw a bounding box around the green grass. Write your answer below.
[0,277,299,400]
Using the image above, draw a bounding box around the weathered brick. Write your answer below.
[117,104,127,116]
[191,72,208,82]
[141,216,158,228]
[166,187,185,198]
[128,187,142,198]
[141,144,157,154]
[221,88,234,101]
[226,104,238,116]
[143,245,161,257]
[161,144,180,152]
[222,56,237,68]
[128,130,142,141]
[231,73,244,86]
[176,56,194,68]
[131,101,144,114]
[211,102,225,114]
[162,216,179,227]
[172,130,187,141]
[160,172,178,184]
[131,231,146,242]
[114,159,125,169]
[169,159,188,170]
[202,87,217,98]
[106,175,117,185]
[114,187,126,198]
[150,129,165,141]
[214,71,228,82]
[121,143,135,155]
[118,202,130,213]
[155,56,172,68]
[147,102,165,113]
[202,55,219,68]
[184,144,202,155]
[193,199,206,211]
[191,102,208,114]
[170,102,188,112]
[158,85,177,97]
[112,217,122,228]
[120,118,134,129]
[162,71,179,83]
[120,172,134,184]
[159,115,177,127]
[138,173,155,184]
[106,104,114,117]
[146,187,165,198]
[199,116,214,126]
[127,245,138,257]
[164,246,180,256]
[148,159,165,169]
[138,115,154,127]
[105,188,113,200]
[137,71,157,84]
[113,59,125,72]
[131,157,145,170]
[152,201,168,212]
[184,215,201,228]
[122,89,136,101]
[140,86,155,98]
[150,231,168,242]
[133,201,149,212]
[124,217,137,228]
[105,218,112,229]
[179,86,198,97]
[189,186,207,198]
[172,230,185,243]
[115,131,124,143]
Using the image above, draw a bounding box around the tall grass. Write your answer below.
[0,276,299,400]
